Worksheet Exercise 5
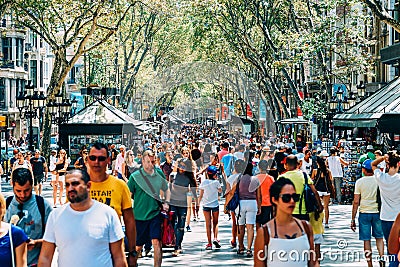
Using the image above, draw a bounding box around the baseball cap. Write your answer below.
[320,150,329,157]
[296,153,305,161]
[362,159,373,170]
[207,165,218,175]
[366,145,374,150]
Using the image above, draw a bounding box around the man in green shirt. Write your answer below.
[278,155,322,221]
[127,150,170,267]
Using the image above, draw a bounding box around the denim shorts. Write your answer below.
[203,206,219,212]
[358,213,384,240]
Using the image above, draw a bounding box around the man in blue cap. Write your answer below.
[351,159,385,267]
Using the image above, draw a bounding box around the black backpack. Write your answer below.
[6,195,46,235]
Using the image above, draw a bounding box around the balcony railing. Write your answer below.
[380,42,400,64]
[0,60,15,69]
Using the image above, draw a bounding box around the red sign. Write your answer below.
[246,104,253,118]
[297,106,303,116]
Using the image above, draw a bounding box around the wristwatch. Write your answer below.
[129,250,138,257]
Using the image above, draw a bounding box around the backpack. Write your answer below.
[299,172,320,214]
[6,195,46,235]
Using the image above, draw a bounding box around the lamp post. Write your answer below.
[329,86,349,114]
[47,93,73,148]
[16,81,46,152]
[356,81,366,100]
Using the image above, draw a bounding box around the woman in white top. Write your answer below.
[198,165,222,250]
[254,178,318,267]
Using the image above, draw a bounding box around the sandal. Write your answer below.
[246,250,253,257]
[237,248,245,255]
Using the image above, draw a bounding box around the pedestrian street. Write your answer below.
[1,179,385,267]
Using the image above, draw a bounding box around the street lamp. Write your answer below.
[357,81,366,99]
[17,81,46,152]
[47,93,74,148]
[47,93,73,125]
[329,86,349,114]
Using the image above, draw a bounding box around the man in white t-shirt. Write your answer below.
[351,159,384,266]
[38,169,126,267]
[372,153,400,267]
[326,147,349,204]
[300,149,313,176]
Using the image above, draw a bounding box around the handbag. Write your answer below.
[224,175,241,213]
[299,172,319,214]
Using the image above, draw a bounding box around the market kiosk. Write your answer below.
[59,100,148,164]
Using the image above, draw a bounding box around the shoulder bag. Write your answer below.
[139,169,163,209]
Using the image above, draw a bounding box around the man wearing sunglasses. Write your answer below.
[86,142,137,267]
[5,168,53,267]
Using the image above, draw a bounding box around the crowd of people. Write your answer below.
[0,124,400,267]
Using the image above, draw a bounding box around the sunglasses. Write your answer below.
[17,203,24,219]
[65,181,81,187]
[88,155,108,162]
[279,193,300,203]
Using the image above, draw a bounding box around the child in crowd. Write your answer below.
[309,211,324,262]
[198,165,222,250]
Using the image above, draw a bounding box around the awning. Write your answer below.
[333,78,400,131]
[69,99,143,127]
[278,118,310,125]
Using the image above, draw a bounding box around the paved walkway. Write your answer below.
[1,181,385,266]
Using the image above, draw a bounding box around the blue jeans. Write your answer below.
[333,177,342,203]
[382,220,399,267]
[170,205,187,250]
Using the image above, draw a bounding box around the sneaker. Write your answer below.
[325,224,330,229]
[186,225,191,232]
[213,239,221,248]
[144,249,152,257]
[172,250,181,257]
[193,217,197,222]
[205,244,212,250]
[230,240,237,248]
